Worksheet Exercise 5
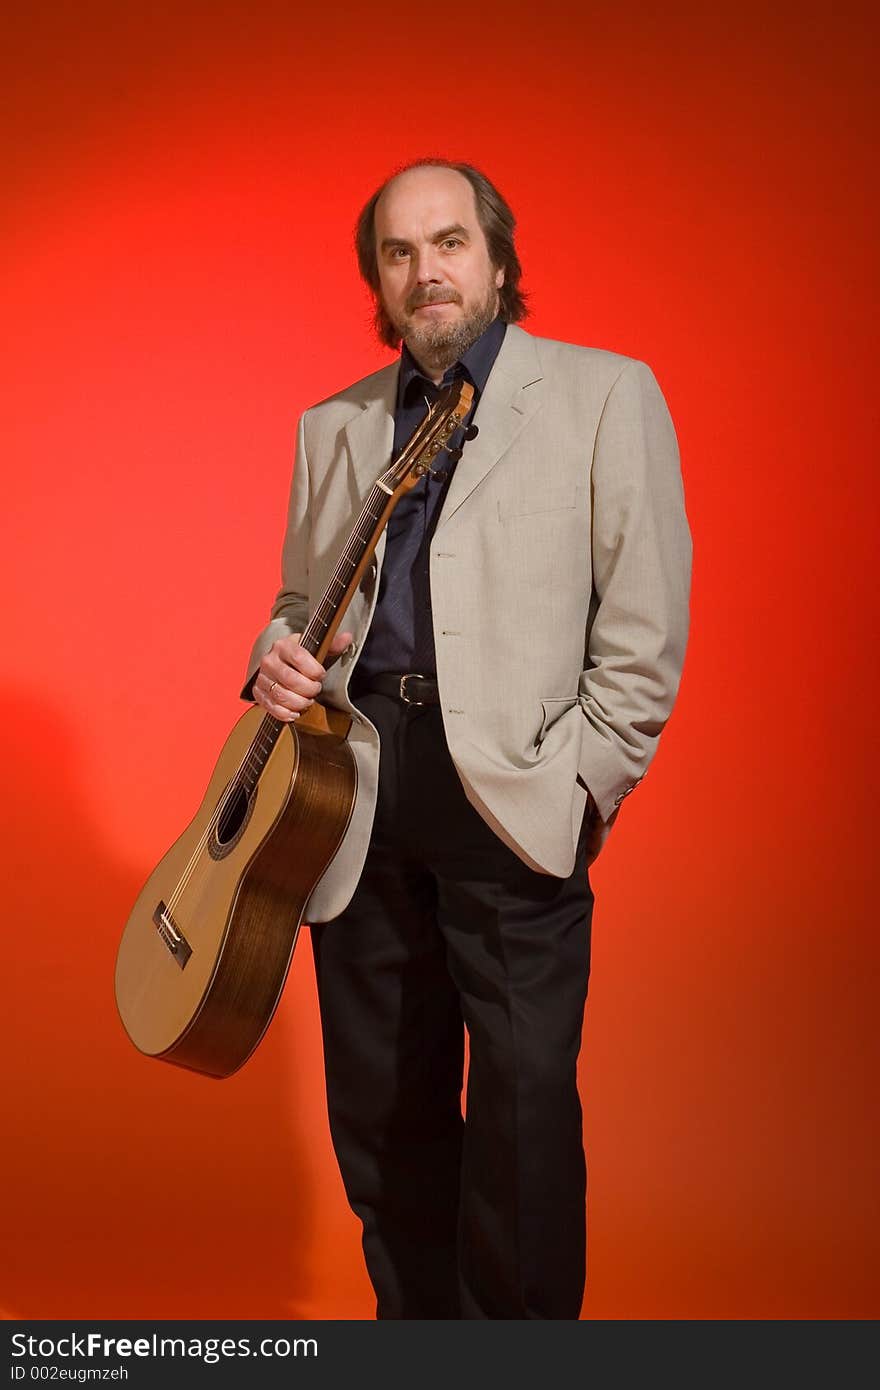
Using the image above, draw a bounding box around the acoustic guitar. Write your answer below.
[114,378,475,1079]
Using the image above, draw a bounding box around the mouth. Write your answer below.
[408,294,460,314]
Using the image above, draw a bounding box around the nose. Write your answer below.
[414,244,443,284]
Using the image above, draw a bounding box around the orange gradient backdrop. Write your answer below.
[2,1,876,1319]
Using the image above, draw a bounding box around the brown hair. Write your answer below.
[355,158,528,348]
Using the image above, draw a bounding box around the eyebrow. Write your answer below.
[379,223,471,253]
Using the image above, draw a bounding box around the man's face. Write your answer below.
[374,166,505,376]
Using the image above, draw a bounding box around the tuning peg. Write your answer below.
[445,447,463,463]
[463,424,479,441]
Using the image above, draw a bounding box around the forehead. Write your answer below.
[375,166,482,241]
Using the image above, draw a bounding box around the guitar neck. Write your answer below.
[248,484,394,772]
[254,378,474,761]
[300,378,474,665]
[299,478,402,664]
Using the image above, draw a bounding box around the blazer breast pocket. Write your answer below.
[498,483,581,521]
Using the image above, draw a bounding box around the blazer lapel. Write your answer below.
[338,328,543,532]
[437,325,544,529]
[342,363,398,503]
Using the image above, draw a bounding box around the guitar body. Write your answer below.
[114,702,357,1079]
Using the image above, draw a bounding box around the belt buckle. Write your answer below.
[399,673,428,705]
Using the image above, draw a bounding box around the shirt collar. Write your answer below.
[397,316,507,408]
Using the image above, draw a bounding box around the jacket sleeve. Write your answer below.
[576,359,692,823]
[240,412,312,699]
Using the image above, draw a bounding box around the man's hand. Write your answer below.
[583,796,619,869]
[253,631,353,722]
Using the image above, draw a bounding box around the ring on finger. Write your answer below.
[268,680,278,699]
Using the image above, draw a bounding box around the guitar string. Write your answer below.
[164,716,275,917]
[163,389,470,921]
[164,484,387,918]
[161,456,414,917]
[163,388,470,918]
[164,391,469,919]
[163,486,388,918]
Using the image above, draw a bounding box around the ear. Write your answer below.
[495,266,505,289]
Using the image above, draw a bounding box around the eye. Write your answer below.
[441,238,462,250]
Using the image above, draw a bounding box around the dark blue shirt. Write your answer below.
[354,317,507,683]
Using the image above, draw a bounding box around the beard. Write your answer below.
[385,273,500,374]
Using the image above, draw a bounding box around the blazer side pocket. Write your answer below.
[537,696,579,742]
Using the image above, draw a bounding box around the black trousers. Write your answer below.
[310,691,594,1319]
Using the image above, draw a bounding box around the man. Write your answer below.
[244,159,692,1319]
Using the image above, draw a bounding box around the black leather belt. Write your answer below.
[363,672,441,705]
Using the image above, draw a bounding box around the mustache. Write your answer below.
[406,288,463,313]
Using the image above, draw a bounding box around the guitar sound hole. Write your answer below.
[210,782,254,859]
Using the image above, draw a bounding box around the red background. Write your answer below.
[2,0,876,1319]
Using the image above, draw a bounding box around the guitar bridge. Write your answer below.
[153,900,192,969]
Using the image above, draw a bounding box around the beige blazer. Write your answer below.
[245,325,692,922]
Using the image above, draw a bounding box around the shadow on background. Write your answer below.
[0,689,330,1319]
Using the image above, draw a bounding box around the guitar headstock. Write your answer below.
[378,378,475,495]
